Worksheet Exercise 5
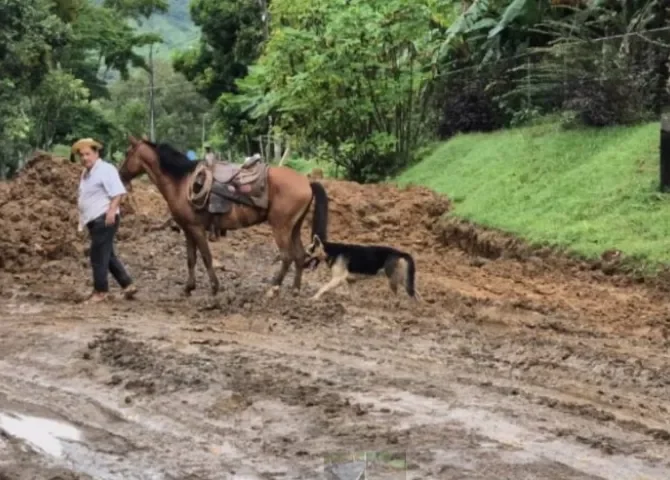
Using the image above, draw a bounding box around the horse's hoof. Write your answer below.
[265,286,280,298]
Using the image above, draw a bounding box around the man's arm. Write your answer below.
[108,194,123,213]
[102,164,127,224]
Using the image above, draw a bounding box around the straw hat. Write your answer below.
[71,138,103,154]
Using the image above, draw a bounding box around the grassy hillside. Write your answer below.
[397,121,670,267]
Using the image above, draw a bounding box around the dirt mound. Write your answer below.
[434,217,660,287]
[311,180,647,283]
[310,180,450,251]
[0,153,84,272]
[0,154,170,274]
[86,328,212,395]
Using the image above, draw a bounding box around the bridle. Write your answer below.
[118,140,143,185]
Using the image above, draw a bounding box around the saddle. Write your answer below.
[192,154,270,215]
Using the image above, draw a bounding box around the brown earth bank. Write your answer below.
[1,155,670,479]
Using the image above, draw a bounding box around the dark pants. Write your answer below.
[87,214,132,293]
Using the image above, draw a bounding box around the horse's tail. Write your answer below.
[310,182,329,242]
[399,252,416,298]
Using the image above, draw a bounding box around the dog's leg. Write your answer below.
[384,257,401,295]
[387,274,399,294]
[312,259,348,300]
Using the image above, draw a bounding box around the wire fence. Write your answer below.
[433,28,670,138]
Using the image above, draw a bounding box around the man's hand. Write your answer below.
[105,209,116,226]
[105,194,123,226]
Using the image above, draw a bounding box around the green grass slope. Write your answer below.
[397,121,670,267]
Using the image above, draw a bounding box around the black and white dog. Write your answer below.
[304,235,418,301]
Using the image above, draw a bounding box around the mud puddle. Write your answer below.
[0,411,82,457]
[0,399,166,480]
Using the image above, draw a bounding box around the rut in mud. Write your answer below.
[1,154,670,479]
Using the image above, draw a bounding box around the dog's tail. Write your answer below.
[310,182,329,242]
[398,252,417,299]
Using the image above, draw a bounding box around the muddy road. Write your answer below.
[2,156,670,479]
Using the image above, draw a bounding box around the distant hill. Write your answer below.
[135,0,200,56]
[90,0,199,58]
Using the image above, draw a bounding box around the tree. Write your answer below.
[102,0,168,20]
[172,0,266,101]
[438,0,551,65]
[28,70,90,150]
[54,1,164,98]
[235,0,443,182]
[0,0,70,176]
[172,0,268,154]
[0,0,170,175]
[101,60,212,157]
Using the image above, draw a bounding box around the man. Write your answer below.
[203,144,218,167]
[73,138,137,303]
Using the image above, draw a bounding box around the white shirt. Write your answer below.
[204,152,217,166]
[78,159,126,227]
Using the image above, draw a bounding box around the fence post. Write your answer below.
[660,112,670,192]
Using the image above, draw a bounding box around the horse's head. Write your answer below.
[119,134,157,185]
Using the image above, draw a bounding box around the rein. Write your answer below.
[187,162,213,210]
[123,139,213,211]
[118,142,142,214]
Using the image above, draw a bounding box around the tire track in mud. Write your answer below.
[2,290,670,479]
[3,161,670,478]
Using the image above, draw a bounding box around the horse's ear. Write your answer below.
[141,134,149,141]
[128,134,139,145]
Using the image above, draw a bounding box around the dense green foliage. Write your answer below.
[0,0,206,177]
[232,0,446,182]
[102,60,210,157]
[172,0,669,182]
[2,0,669,182]
[172,0,268,154]
[397,120,669,267]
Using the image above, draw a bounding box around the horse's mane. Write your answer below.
[144,140,199,178]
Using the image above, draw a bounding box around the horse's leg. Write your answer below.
[289,204,311,291]
[184,230,197,296]
[190,225,220,296]
[266,227,292,298]
[208,215,219,242]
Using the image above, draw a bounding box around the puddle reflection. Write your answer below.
[0,411,82,457]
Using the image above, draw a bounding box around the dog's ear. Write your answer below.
[312,234,322,248]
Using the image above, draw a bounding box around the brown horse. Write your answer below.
[118,135,329,297]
